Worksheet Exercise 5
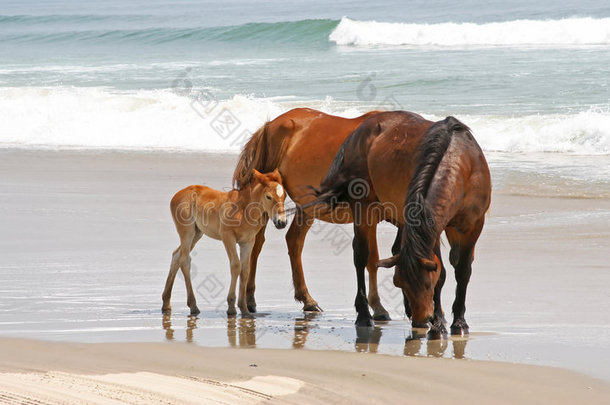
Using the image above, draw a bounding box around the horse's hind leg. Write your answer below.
[353,222,374,327]
[286,211,320,311]
[162,246,182,314]
[366,223,390,321]
[246,224,266,313]
[446,218,485,336]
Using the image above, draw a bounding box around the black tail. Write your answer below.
[399,116,471,288]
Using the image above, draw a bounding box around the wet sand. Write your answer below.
[1,337,609,404]
[1,149,609,401]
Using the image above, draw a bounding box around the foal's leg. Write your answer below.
[246,224,266,313]
[221,234,241,316]
[162,227,200,314]
[162,246,182,314]
[446,218,485,336]
[181,229,203,316]
[353,222,374,327]
[286,211,320,311]
[238,241,255,316]
[366,223,390,321]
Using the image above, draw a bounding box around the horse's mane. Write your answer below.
[399,116,471,289]
[233,122,272,189]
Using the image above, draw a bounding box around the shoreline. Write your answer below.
[1,337,609,404]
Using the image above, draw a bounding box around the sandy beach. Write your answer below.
[1,337,609,404]
[1,149,609,403]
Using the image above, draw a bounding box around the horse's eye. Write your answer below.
[266,194,272,200]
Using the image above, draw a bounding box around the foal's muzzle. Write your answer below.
[273,218,287,229]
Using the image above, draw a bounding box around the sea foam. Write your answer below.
[0,87,608,154]
[330,17,610,47]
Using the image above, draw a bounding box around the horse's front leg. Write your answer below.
[221,234,241,316]
[246,224,266,313]
[365,223,390,320]
[430,243,448,333]
[286,210,320,311]
[238,240,255,316]
[353,222,373,327]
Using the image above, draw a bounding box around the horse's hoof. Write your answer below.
[427,325,447,340]
[161,307,171,315]
[227,307,237,317]
[373,313,391,321]
[247,304,257,313]
[355,317,374,328]
[450,326,469,336]
[450,319,469,336]
[303,303,323,312]
[411,321,430,329]
[190,307,200,316]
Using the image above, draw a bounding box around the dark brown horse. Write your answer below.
[312,112,491,335]
[233,108,400,319]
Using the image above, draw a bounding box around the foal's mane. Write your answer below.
[399,116,471,289]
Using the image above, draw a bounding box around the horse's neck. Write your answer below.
[232,185,265,223]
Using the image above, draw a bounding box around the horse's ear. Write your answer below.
[420,258,438,272]
[377,254,399,268]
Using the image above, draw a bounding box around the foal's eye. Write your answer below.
[265,194,272,200]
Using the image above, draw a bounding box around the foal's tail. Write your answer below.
[399,117,471,288]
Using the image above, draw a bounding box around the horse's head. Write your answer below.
[252,168,287,229]
[378,253,441,325]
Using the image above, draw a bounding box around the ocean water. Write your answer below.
[1,0,610,160]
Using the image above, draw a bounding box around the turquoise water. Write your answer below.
[0,0,609,155]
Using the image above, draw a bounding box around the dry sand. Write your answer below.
[1,337,609,404]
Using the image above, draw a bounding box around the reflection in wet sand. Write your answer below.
[162,315,198,342]
[355,326,382,353]
[162,314,469,361]
[293,312,320,349]
[404,330,468,359]
[227,317,260,347]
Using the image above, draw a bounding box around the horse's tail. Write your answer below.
[400,116,471,288]
[232,119,293,189]
[310,119,379,211]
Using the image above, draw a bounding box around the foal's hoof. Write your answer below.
[450,319,469,336]
[355,316,374,328]
[303,303,323,312]
[190,307,200,316]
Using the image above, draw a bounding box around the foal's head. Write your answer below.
[252,169,287,229]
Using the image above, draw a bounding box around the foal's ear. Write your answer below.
[377,254,399,268]
[270,168,282,183]
[252,169,264,182]
[420,258,438,272]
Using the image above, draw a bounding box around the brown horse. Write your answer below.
[162,169,287,317]
[312,112,491,335]
[232,108,400,319]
